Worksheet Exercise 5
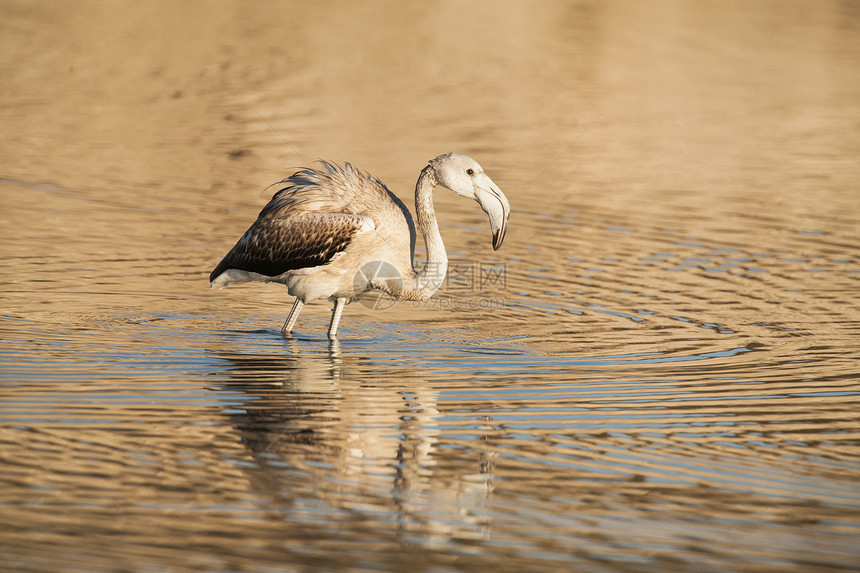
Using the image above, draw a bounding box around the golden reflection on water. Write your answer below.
[1,1,859,571]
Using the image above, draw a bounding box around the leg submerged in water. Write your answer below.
[282,298,304,335]
[328,298,347,339]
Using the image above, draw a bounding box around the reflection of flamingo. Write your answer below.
[210,153,510,338]
[213,343,494,543]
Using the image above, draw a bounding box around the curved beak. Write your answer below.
[474,174,510,250]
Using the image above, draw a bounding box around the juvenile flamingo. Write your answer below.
[210,153,510,338]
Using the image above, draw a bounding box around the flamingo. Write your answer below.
[210,153,510,338]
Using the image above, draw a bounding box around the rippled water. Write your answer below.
[2,1,859,572]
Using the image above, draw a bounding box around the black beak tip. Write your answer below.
[492,229,505,251]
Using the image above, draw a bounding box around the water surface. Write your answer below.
[1,1,859,571]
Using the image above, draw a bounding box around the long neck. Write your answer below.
[406,165,448,299]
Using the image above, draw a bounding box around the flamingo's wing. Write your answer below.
[210,212,373,282]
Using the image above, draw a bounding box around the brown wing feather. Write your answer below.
[210,212,368,282]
